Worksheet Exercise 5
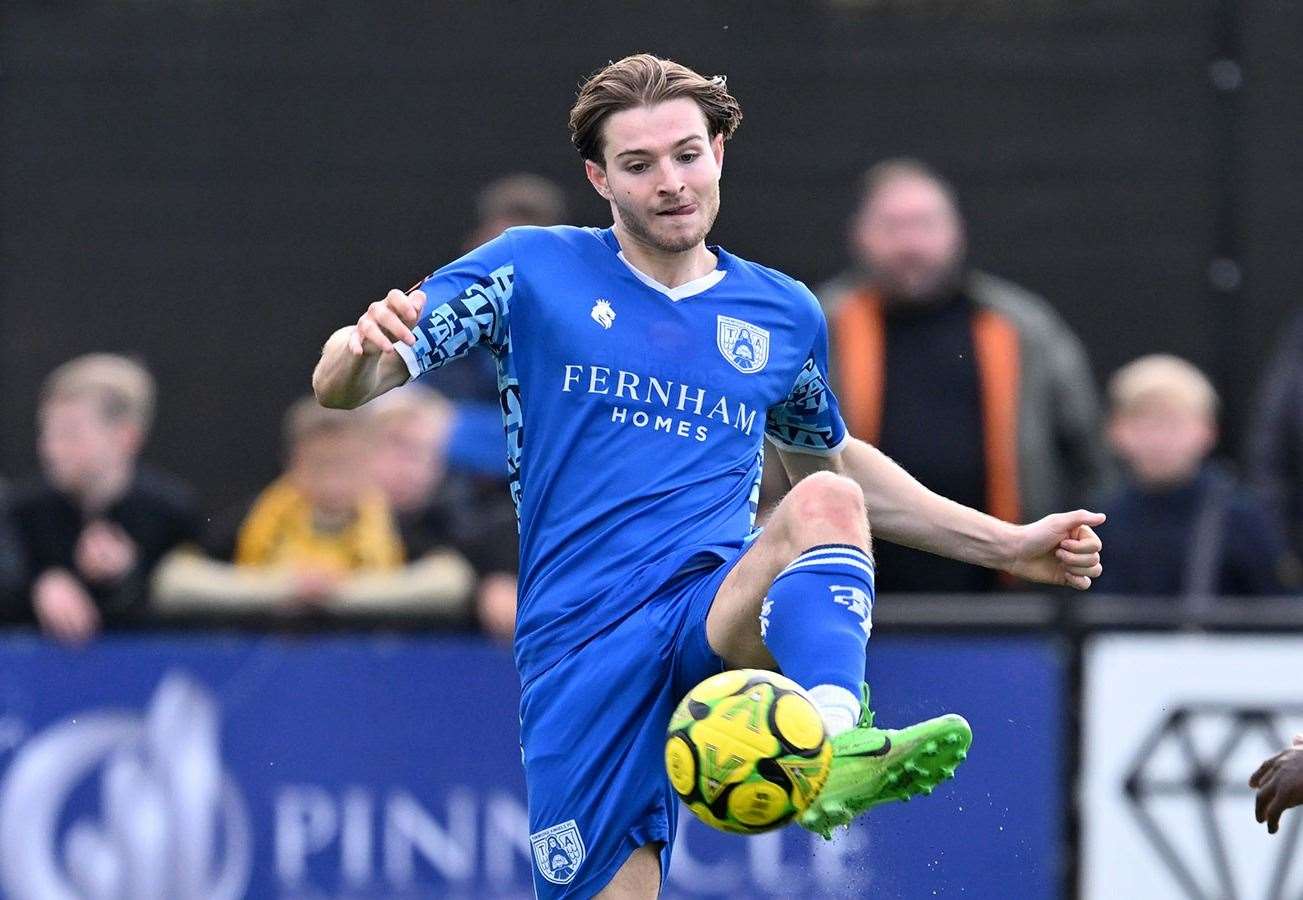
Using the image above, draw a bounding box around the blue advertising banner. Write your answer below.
[0,633,1062,899]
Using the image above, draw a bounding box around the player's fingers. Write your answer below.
[1251,752,1288,786]
[1060,533,1102,554]
[355,316,396,356]
[368,301,416,346]
[1251,757,1277,787]
[1057,548,1100,568]
[348,326,365,356]
[383,289,418,327]
[1051,511,1106,536]
[390,289,424,326]
[1067,563,1103,579]
[1266,795,1286,834]
[1257,780,1277,823]
[1065,573,1092,591]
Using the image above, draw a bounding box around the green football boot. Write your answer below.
[799,684,972,839]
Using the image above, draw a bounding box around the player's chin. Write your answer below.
[653,218,709,251]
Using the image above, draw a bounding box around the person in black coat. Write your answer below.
[6,354,199,642]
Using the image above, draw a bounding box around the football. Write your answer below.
[665,669,833,834]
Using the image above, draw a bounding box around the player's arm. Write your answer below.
[313,288,425,409]
[315,232,515,409]
[778,438,1104,590]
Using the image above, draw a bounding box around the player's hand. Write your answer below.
[1004,510,1105,590]
[1250,742,1303,834]
[32,569,101,645]
[75,520,138,585]
[348,289,425,357]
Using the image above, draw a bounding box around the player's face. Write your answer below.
[1108,402,1216,488]
[586,98,724,254]
[854,176,965,304]
[38,398,137,492]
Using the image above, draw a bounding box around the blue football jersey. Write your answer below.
[397,226,847,680]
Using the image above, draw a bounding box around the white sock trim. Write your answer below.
[778,556,876,581]
[778,546,874,580]
[807,684,861,738]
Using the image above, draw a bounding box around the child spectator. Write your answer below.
[1095,355,1290,598]
[7,354,199,643]
[368,386,519,640]
[153,396,473,615]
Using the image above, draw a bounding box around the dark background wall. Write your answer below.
[3,0,1300,511]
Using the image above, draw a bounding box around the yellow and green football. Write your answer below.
[665,669,833,834]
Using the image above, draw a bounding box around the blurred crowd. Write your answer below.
[2,161,1300,647]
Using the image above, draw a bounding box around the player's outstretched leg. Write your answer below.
[706,471,971,838]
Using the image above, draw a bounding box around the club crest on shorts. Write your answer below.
[530,819,585,885]
[716,315,770,373]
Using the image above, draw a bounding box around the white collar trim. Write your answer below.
[617,251,726,302]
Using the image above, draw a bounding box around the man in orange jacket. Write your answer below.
[816,158,1109,591]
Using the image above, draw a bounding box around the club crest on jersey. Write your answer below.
[591,299,616,329]
[716,315,770,373]
[530,819,585,885]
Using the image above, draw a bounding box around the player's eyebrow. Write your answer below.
[614,135,706,160]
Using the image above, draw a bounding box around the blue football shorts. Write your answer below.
[519,541,750,898]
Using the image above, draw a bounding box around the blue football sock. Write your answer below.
[760,543,875,733]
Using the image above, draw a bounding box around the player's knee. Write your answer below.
[786,472,867,536]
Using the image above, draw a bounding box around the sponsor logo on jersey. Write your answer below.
[530,819,585,885]
[591,299,616,329]
[717,315,770,373]
[561,364,759,444]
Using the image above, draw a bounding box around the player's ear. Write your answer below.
[711,132,725,170]
[585,159,613,201]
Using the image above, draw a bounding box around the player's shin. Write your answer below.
[759,544,874,738]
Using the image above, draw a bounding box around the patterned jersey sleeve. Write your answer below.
[765,304,849,455]
[394,231,516,382]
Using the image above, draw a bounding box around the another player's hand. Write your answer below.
[348,289,425,357]
[1251,738,1303,834]
[32,568,101,645]
[1004,510,1105,590]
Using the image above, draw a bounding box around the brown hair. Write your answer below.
[283,395,370,452]
[41,353,156,432]
[569,54,743,165]
[860,157,959,210]
[476,173,566,227]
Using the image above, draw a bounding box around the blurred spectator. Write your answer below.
[369,387,520,640]
[1246,308,1303,570]
[815,158,1108,591]
[153,396,473,615]
[6,354,199,643]
[464,172,568,252]
[0,482,24,618]
[434,173,567,477]
[1095,355,1289,598]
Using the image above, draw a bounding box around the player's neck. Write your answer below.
[612,224,717,289]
